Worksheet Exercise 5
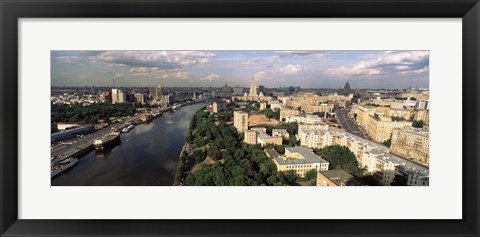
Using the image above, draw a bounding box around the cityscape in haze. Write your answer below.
[51,50,429,186]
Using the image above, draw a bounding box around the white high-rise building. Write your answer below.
[112,89,126,104]
[134,93,145,104]
[417,99,429,110]
[249,75,257,96]
[149,86,163,101]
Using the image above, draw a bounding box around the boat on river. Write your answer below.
[94,132,120,151]
[51,157,78,178]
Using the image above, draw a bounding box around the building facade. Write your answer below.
[390,127,429,164]
[298,129,429,186]
[244,130,257,144]
[111,89,126,104]
[285,114,324,125]
[212,101,227,113]
[297,124,329,137]
[134,93,145,104]
[366,114,412,142]
[279,108,301,121]
[265,146,330,177]
[234,111,249,132]
[272,129,289,139]
[259,102,267,110]
[149,86,163,101]
[244,127,282,146]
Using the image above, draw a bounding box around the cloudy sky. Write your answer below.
[51,50,429,89]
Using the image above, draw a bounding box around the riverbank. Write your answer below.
[52,103,206,186]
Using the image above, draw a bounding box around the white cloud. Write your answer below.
[240,56,280,66]
[275,51,326,57]
[325,65,383,76]
[92,51,215,69]
[254,71,266,80]
[129,67,189,80]
[396,65,410,70]
[129,67,156,74]
[278,64,305,74]
[399,66,429,75]
[379,51,429,65]
[165,71,190,80]
[325,51,429,77]
[250,64,305,82]
[199,73,221,81]
[113,72,124,78]
[56,56,80,63]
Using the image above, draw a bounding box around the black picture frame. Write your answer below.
[1,0,479,236]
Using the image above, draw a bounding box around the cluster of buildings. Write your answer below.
[275,90,349,113]
[298,129,429,186]
[233,110,285,146]
[233,76,271,102]
[244,127,283,146]
[231,80,429,186]
[110,86,172,106]
[285,114,325,124]
[204,100,229,113]
[351,96,429,143]
[110,88,148,105]
[51,92,106,106]
[52,84,243,109]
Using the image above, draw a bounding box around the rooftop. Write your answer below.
[282,146,329,165]
[299,129,429,177]
[400,126,429,137]
[319,169,367,186]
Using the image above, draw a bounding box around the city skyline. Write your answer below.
[51,50,429,89]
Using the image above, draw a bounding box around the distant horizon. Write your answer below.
[51,50,429,89]
[51,85,429,90]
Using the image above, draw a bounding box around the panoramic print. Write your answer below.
[50,50,429,186]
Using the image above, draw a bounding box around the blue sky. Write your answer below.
[51,50,429,89]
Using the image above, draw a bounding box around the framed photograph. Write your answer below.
[1,0,479,236]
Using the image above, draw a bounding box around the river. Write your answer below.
[51,103,205,186]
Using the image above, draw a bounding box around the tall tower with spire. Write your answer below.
[249,74,258,96]
[343,81,351,95]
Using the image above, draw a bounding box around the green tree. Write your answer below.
[282,170,298,185]
[382,139,391,148]
[412,120,424,128]
[194,137,205,147]
[208,147,222,161]
[390,174,408,186]
[314,145,365,177]
[51,103,136,124]
[304,169,317,181]
[382,133,393,147]
[391,116,405,122]
[193,149,207,163]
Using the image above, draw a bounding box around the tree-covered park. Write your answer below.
[51,103,136,124]
[174,108,301,186]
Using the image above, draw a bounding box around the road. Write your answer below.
[336,107,369,139]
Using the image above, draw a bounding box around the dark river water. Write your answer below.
[51,103,205,186]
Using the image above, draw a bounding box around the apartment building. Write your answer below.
[265,146,330,177]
